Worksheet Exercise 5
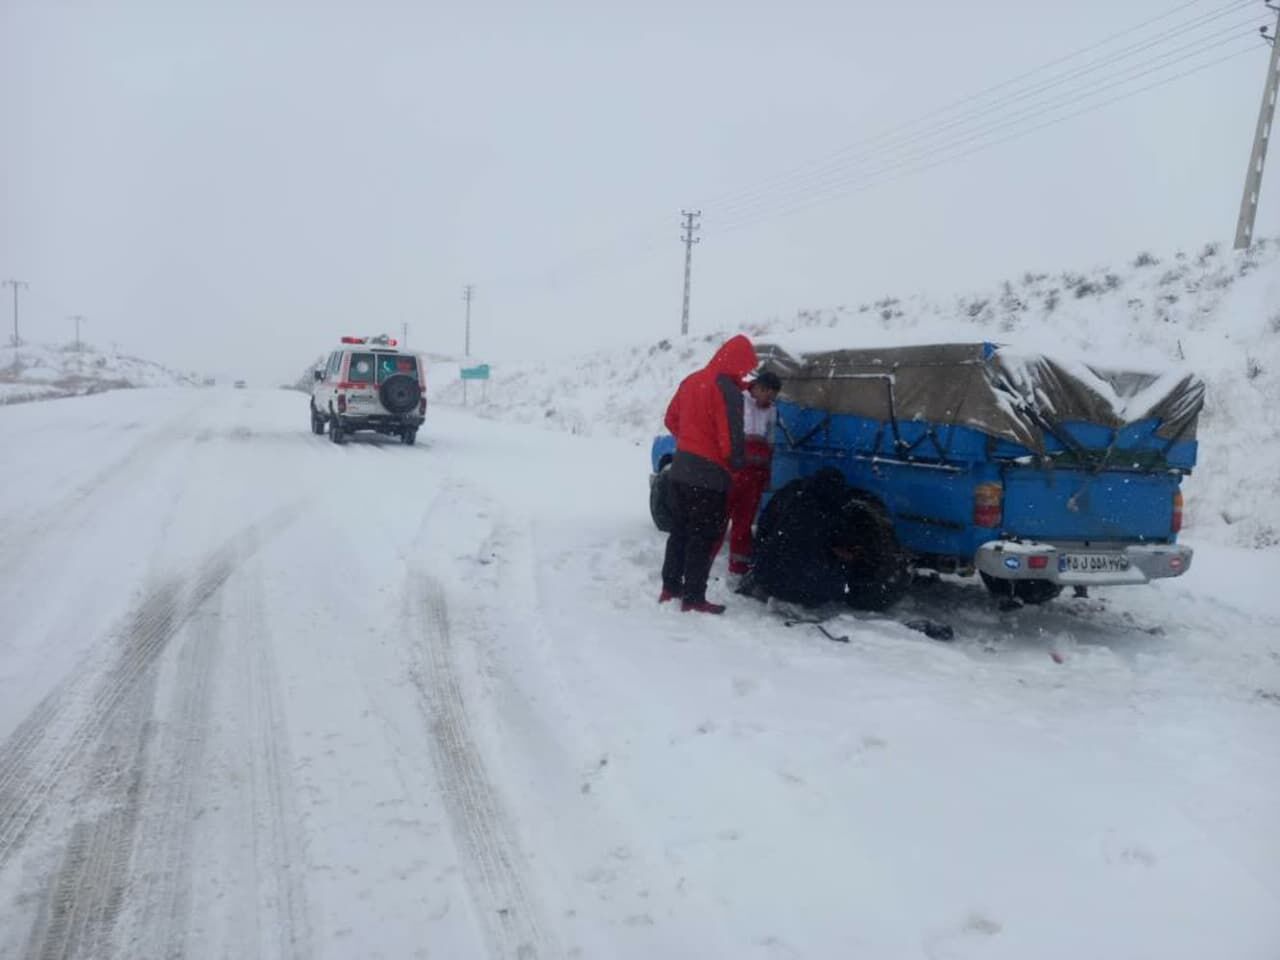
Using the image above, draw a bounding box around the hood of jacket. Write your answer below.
[703,335,758,382]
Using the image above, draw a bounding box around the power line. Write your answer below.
[714,43,1262,237]
[712,9,1263,223]
[489,1,1267,302]
[714,22,1263,228]
[700,0,1250,214]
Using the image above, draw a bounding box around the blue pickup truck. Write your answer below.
[650,342,1202,608]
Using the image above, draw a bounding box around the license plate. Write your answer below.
[1058,553,1130,573]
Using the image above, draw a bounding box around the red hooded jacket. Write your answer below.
[664,335,759,490]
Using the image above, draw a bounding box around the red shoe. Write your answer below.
[659,589,677,603]
[681,600,726,615]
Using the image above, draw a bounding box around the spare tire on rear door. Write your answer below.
[380,373,419,415]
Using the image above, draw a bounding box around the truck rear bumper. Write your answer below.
[975,540,1193,586]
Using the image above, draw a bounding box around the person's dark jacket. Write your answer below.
[752,468,852,606]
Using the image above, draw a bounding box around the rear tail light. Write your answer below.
[337,395,347,413]
[974,482,1003,528]
[1028,555,1049,570]
[1172,490,1183,534]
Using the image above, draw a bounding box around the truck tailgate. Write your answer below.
[1002,466,1179,542]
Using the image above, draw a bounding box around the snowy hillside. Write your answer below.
[436,238,1280,549]
[0,342,202,404]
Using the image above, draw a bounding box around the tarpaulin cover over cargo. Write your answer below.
[756,342,1204,470]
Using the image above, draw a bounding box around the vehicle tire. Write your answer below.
[841,495,912,612]
[380,374,419,415]
[310,401,325,435]
[649,463,675,533]
[980,572,1062,605]
[401,428,417,446]
[329,417,347,445]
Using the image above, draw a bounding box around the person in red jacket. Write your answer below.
[715,369,782,575]
[660,334,759,614]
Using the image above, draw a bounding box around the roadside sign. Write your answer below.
[460,363,490,381]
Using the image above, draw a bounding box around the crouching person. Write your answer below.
[743,467,853,607]
[659,335,759,614]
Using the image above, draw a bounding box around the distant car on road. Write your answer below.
[310,335,426,445]
[234,380,247,389]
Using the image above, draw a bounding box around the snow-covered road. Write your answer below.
[0,389,1277,959]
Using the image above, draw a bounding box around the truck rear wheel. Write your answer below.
[841,496,911,611]
[980,572,1062,605]
[650,464,675,532]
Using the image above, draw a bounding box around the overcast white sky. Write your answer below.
[2,0,1277,383]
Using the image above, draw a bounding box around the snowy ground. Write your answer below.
[0,388,1277,959]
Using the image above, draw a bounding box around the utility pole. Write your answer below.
[2,279,28,347]
[402,321,409,348]
[69,315,87,352]
[1234,4,1280,250]
[462,284,475,358]
[679,210,701,336]
[462,284,475,407]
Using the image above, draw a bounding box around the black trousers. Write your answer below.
[661,480,728,603]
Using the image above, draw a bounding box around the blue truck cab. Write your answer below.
[650,342,1201,606]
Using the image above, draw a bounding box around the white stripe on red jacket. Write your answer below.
[743,396,776,469]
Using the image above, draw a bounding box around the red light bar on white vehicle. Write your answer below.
[340,334,399,347]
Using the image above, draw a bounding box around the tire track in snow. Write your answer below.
[408,573,554,960]
[12,545,240,959]
[119,592,223,960]
[22,664,156,960]
[0,579,185,871]
[115,534,311,960]
[0,509,299,957]
[234,550,312,960]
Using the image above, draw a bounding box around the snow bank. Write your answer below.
[433,238,1280,548]
[0,342,201,404]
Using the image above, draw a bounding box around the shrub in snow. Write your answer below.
[1133,251,1160,268]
